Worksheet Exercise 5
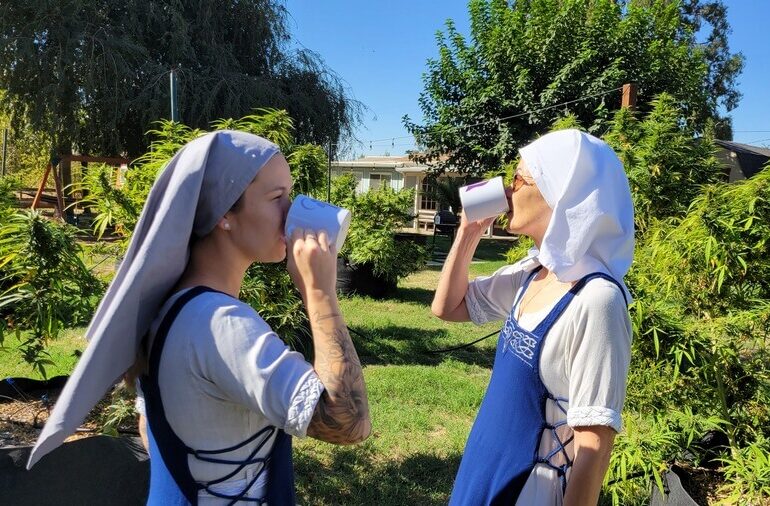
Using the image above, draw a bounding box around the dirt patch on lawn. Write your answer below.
[0,387,138,447]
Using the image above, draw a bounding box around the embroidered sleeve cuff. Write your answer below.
[567,406,622,433]
[465,289,488,325]
[285,371,324,438]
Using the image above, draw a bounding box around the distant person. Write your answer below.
[432,130,634,505]
[29,131,371,504]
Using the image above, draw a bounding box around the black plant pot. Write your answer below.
[336,258,397,298]
[394,231,429,246]
[0,435,149,505]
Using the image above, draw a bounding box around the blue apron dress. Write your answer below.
[139,286,296,505]
[449,268,626,505]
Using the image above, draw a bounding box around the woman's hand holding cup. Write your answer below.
[458,211,497,239]
[287,227,338,300]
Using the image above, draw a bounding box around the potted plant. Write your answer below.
[331,174,429,298]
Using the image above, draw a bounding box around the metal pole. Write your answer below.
[1,128,7,177]
[327,138,332,202]
[170,68,179,122]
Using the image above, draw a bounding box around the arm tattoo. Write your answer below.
[307,311,371,444]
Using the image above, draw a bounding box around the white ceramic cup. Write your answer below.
[458,176,510,222]
[285,195,351,252]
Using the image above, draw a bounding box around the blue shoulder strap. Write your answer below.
[141,286,215,504]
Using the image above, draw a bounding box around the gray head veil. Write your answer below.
[27,130,280,468]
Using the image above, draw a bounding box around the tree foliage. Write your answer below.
[406,0,743,176]
[0,96,49,187]
[0,0,360,158]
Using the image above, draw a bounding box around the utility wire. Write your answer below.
[364,86,624,145]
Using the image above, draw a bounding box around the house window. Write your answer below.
[420,178,437,210]
[369,173,391,191]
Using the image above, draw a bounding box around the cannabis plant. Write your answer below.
[332,173,429,289]
[0,210,104,377]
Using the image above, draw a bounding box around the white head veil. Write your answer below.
[518,129,634,302]
[27,130,280,468]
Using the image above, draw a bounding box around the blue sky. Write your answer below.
[285,1,770,157]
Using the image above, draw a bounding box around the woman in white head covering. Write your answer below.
[433,129,634,505]
[28,130,371,504]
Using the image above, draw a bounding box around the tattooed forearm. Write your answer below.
[307,310,371,444]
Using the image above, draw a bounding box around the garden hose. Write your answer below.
[345,325,503,354]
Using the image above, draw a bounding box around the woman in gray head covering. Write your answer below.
[433,130,634,505]
[29,130,371,504]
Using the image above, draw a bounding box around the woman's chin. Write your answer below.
[275,245,287,263]
[505,215,518,234]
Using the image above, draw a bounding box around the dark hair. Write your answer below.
[229,194,245,213]
[228,173,261,213]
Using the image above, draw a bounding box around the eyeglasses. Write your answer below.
[513,172,535,192]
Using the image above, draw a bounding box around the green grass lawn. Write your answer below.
[296,238,509,504]
[0,328,86,379]
[0,237,515,505]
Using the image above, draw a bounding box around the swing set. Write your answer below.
[25,154,130,220]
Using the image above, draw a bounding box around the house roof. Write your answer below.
[714,140,770,158]
[714,139,770,180]
[331,155,428,171]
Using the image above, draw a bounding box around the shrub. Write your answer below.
[504,235,534,264]
[240,263,309,352]
[603,409,724,505]
[332,174,429,287]
[0,176,17,213]
[718,436,770,504]
[0,210,104,377]
[604,94,724,234]
[608,166,770,501]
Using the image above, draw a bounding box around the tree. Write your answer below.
[680,0,744,139]
[405,0,743,176]
[0,92,49,186]
[0,0,360,160]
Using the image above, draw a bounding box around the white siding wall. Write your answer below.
[330,167,404,194]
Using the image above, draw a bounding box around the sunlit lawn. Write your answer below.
[296,236,510,504]
[0,328,85,380]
